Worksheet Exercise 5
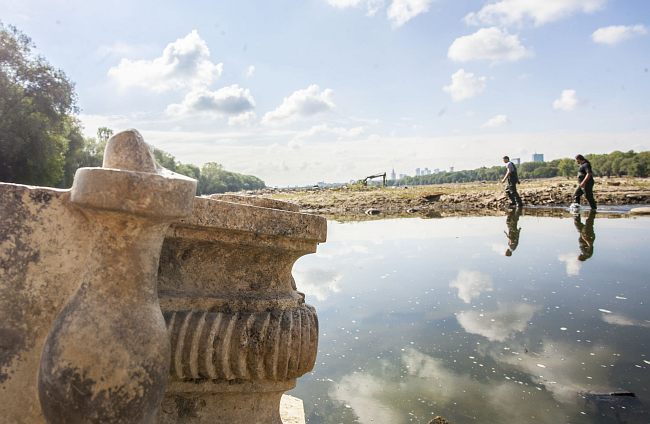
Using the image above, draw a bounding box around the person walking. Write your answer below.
[573,154,597,210]
[501,156,523,208]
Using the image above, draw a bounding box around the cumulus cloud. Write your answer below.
[326,0,385,16]
[456,303,540,342]
[448,27,531,63]
[293,267,343,301]
[387,0,433,27]
[108,30,223,92]
[592,24,648,45]
[552,89,579,111]
[166,84,256,124]
[449,270,493,303]
[464,0,606,27]
[262,84,335,125]
[482,114,510,128]
[442,69,487,102]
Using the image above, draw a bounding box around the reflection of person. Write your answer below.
[501,156,523,209]
[574,209,596,261]
[504,208,522,257]
[574,154,597,210]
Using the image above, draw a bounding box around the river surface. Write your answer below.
[289,211,650,424]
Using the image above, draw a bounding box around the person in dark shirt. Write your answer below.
[501,156,523,208]
[574,209,596,261]
[573,154,597,210]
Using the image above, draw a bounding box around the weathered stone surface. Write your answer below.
[37,129,197,424]
[280,395,306,424]
[158,195,326,423]
[1,129,320,424]
[0,185,93,423]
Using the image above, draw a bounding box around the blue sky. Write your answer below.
[3,0,650,185]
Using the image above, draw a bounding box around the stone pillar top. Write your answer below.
[70,129,197,219]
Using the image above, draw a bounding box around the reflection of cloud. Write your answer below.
[558,252,582,276]
[331,348,566,423]
[456,303,540,342]
[494,340,613,404]
[449,270,493,303]
[602,313,650,328]
[293,268,342,301]
[330,373,403,424]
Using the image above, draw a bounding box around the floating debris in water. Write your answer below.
[598,308,612,313]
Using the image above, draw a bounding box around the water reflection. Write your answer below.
[504,208,522,256]
[449,270,493,304]
[575,210,596,261]
[291,216,650,424]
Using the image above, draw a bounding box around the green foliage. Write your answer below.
[0,22,84,187]
[389,150,650,186]
[197,162,265,195]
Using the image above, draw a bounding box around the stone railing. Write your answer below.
[0,130,326,423]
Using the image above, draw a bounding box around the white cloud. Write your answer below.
[482,114,510,128]
[166,84,256,123]
[293,124,365,142]
[108,30,223,92]
[552,89,579,111]
[448,27,531,63]
[592,24,648,45]
[245,65,256,77]
[387,0,432,27]
[456,303,540,341]
[442,69,487,102]
[326,0,385,16]
[262,84,335,125]
[449,270,493,303]
[464,0,606,27]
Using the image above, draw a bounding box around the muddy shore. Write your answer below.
[244,177,650,219]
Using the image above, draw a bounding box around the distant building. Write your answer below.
[532,153,544,162]
[390,168,396,180]
[512,158,521,165]
[415,168,421,176]
[449,166,454,172]
[423,167,431,175]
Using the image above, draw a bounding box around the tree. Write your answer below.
[0,23,83,186]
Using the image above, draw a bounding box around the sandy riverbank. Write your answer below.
[246,177,650,218]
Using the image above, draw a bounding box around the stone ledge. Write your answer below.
[280,395,306,424]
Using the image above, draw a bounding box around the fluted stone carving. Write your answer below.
[0,129,323,424]
[37,130,196,424]
[158,195,326,424]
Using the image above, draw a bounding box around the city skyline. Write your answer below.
[3,0,649,186]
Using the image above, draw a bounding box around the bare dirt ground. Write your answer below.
[246,177,650,218]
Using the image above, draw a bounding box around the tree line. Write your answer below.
[0,23,264,195]
[390,150,650,186]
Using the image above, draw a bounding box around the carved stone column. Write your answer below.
[157,195,327,423]
[37,130,196,423]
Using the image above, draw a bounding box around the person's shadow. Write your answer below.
[574,210,596,261]
[504,208,522,257]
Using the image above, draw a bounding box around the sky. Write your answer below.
[3,0,650,186]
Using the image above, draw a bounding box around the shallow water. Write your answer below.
[289,211,650,424]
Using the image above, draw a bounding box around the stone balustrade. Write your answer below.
[0,130,326,423]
